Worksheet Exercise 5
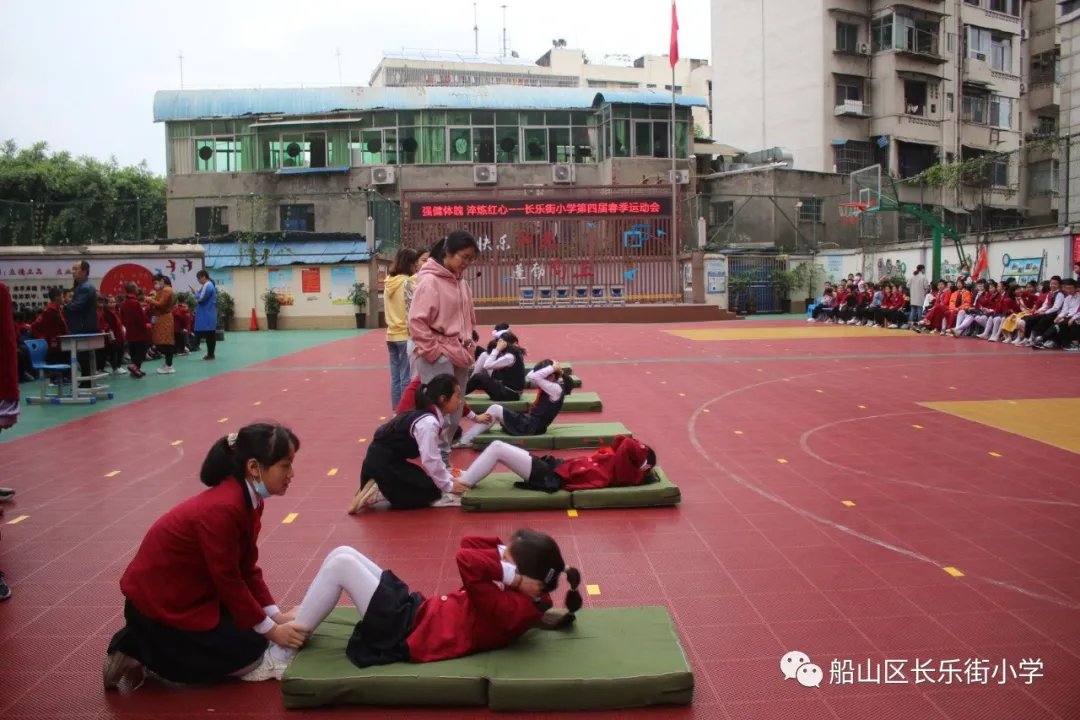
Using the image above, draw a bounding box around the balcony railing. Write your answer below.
[834,100,872,117]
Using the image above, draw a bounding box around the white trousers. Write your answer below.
[460,405,505,444]
[458,440,533,487]
[269,546,384,664]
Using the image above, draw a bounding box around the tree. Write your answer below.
[0,140,167,246]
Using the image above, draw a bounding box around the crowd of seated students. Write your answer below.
[11,282,204,385]
[807,265,1080,352]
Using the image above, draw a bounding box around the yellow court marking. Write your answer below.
[304,378,310,381]
[218,417,228,423]
[703,409,710,413]
[858,405,867,409]
[919,398,1080,455]
[253,401,262,406]
[842,500,856,507]
[661,381,667,384]
[912,424,924,430]
[6,515,29,525]
[816,389,825,394]
[586,584,601,596]
[734,430,743,435]
[327,468,339,476]
[948,386,957,390]
[379,416,387,421]
[171,440,183,446]
[757,368,763,372]
[282,513,299,524]
[666,326,898,342]
[943,567,965,578]
[282,388,289,392]
[105,470,120,477]
[358,438,367,443]
[989,452,1002,458]
[679,393,686,397]
[777,459,788,464]
[567,509,579,518]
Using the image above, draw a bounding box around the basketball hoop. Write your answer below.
[839,201,868,225]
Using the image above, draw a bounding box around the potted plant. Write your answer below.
[771,268,797,314]
[262,288,282,330]
[216,290,235,338]
[794,262,825,307]
[348,282,368,329]
[727,270,755,315]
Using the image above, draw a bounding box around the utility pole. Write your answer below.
[336,47,343,85]
[473,2,479,55]
[178,51,185,89]
[501,4,508,57]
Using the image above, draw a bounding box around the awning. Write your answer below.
[275,166,352,176]
[693,141,744,156]
[203,238,371,269]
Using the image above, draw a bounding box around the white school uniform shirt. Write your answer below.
[474,348,516,374]
[1039,291,1064,314]
[411,407,454,493]
[1059,293,1080,319]
[526,365,563,402]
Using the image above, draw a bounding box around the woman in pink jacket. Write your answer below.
[408,230,479,466]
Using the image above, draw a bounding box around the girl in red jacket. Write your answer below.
[118,283,151,377]
[456,434,657,494]
[244,530,582,681]
[103,423,308,690]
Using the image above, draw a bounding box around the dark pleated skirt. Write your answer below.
[108,599,267,684]
[498,407,545,436]
[345,569,425,669]
[361,443,442,509]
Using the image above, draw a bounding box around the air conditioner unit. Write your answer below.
[473,165,497,184]
[1020,83,1027,95]
[972,51,987,62]
[370,166,396,185]
[858,43,869,55]
[551,164,575,184]
[669,169,691,185]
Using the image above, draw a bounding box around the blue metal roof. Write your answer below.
[153,86,707,122]
[204,239,370,269]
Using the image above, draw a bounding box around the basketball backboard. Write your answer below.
[849,164,884,240]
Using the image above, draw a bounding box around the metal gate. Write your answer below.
[724,253,788,314]
[401,186,681,306]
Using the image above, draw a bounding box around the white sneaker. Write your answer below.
[103,650,143,691]
[888,324,898,329]
[113,367,128,375]
[430,493,462,508]
[239,647,291,682]
[156,366,176,374]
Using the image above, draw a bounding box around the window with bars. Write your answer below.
[194,206,229,236]
[194,137,242,172]
[280,204,316,233]
[796,198,824,223]
[833,142,872,174]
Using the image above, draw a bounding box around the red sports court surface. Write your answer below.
[1,319,1079,720]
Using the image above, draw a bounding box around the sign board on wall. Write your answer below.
[267,268,295,306]
[213,269,235,296]
[1000,254,1044,284]
[825,256,844,276]
[1073,234,1080,267]
[0,255,203,309]
[301,268,321,294]
[329,266,356,305]
[705,257,727,295]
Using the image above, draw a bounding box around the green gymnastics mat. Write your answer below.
[281,606,694,711]
[469,422,631,450]
[466,391,602,413]
[462,467,680,512]
[527,373,582,389]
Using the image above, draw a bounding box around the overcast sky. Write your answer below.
[0,0,711,175]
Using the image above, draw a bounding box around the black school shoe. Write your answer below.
[0,487,14,502]
[0,573,11,601]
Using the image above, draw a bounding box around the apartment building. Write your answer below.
[1060,0,1080,227]
[370,47,713,137]
[712,0,1060,238]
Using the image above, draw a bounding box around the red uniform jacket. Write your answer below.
[119,479,275,631]
[99,307,124,347]
[835,289,850,305]
[173,305,192,333]
[119,295,151,342]
[407,536,547,664]
[998,295,1019,315]
[974,291,995,312]
[396,375,473,418]
[886,292,905,310]
[31,304,69,351]
[0,283,18,403]
[557,434,652,491]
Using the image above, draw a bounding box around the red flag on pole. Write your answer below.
[971,243,990,281]
[670,1,679,68]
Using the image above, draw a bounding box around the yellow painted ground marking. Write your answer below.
[661,381,667,384]
[6,515,29,525]
[679,392,686,397]
[858,405,867,409]
[379,416,387,421]
[703,409,710,413]
[777,459,788,464]
[282,388,289,392]
[667,327,885,342]
[358,438,367,443]
[586,584,601,596]
[567,509,579,517]
[783,378,791,382]
[943,567,965,578]
[105,470,120,477]
[282,513,299,524]
[253,401,262,406]
[170,440,183,446]
[919,398,1080,455]
[989,452,1002,458]
[816,389,825,394]
[734,430,743,435]
[217,417,228,423]
[645,371,651,374]
[912,425,924,430]
[757,368,763,372]
[328,468,339,476]
[842,500,856,507]
[948,386,957,390]
[304,378,310,382]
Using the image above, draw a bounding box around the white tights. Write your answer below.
[956,314,988,335]
[268,546,384,664]
[460,405,505,444]
[458,440,534,487]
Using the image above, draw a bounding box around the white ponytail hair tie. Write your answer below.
[227,432,239,448]
[639,459,652,471]
[492,328,509,340]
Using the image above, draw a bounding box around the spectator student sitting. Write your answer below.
[1032,278,1079,350]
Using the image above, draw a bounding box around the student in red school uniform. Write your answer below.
[459,434,657,494]
[950,279,994,337]
[172,301,192,356]
[241,529,583,682]
[916,280,953,334]
[978,282,1012,341]
[103,423,307,690]
[31,287,70,365]
[119,283,151,378]
[97,295,127,375]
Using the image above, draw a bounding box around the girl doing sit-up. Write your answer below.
[467,326,527,402]
[460,359,571,445]
[350,374,484,513]
[452,434,657,494]
[244,530,583,680]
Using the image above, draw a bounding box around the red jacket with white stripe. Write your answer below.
[556,434,652,491]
